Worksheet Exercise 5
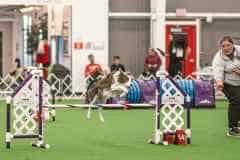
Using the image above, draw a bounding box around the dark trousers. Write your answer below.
[223,83,240,129]
[169,60,182,77]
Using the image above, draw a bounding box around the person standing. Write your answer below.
[212,36,240,137]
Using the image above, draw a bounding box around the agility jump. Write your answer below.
[5,68,193,149]
[148,71,191,145]
[5,69,108,149]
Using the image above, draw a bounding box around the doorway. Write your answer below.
[166,24,197,77]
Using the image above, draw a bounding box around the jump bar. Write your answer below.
[97,104,125,108]
[126,103,155,108]
[44,103,155,109]
[44,104,98,109]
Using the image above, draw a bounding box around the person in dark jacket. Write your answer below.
[144,48,161,76]
[110,56,126,72]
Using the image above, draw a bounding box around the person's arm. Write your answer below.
[110,64,115,72]
[98,64,103,72]
[212,53,225,91]
[233,68,240,75]
[120,64,126,72]
[96,64,103,75]
[84,65,90,77]
[156,54,161,70]
[232,45,240,75]
[144,56,149,68]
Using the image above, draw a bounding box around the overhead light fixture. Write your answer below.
[20,6,41,13]
[206,15,213,23]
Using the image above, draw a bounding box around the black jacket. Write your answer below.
[110,64,126,72]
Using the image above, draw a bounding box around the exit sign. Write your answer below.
[176,8,187,17]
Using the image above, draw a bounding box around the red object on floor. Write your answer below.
[174,129,186,145]
[33,111,40,122]
[163,132,175,144]
[123,101,129,110]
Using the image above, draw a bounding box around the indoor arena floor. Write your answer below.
[0,100,239,160]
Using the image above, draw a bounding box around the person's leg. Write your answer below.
[228,104,239,129]
[175,61,182,77]
[223,83,240,131]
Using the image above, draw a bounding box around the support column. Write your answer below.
[151,0,166,71]
[196,18,201,74]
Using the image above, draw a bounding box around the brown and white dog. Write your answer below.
[86,70,133,104]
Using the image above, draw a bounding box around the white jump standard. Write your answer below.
[6,70,50,149]
[149,71,191,145]
[5,69,104,149]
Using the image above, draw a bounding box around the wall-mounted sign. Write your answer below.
[73,41,105,50]
[74,42,83,49]
[176,8,187,17]
[171,27,182,33]
[93,41,104,50]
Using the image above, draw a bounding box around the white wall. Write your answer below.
[72,0,109,92]
[0,22,13,75]
[12,14,23,68]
